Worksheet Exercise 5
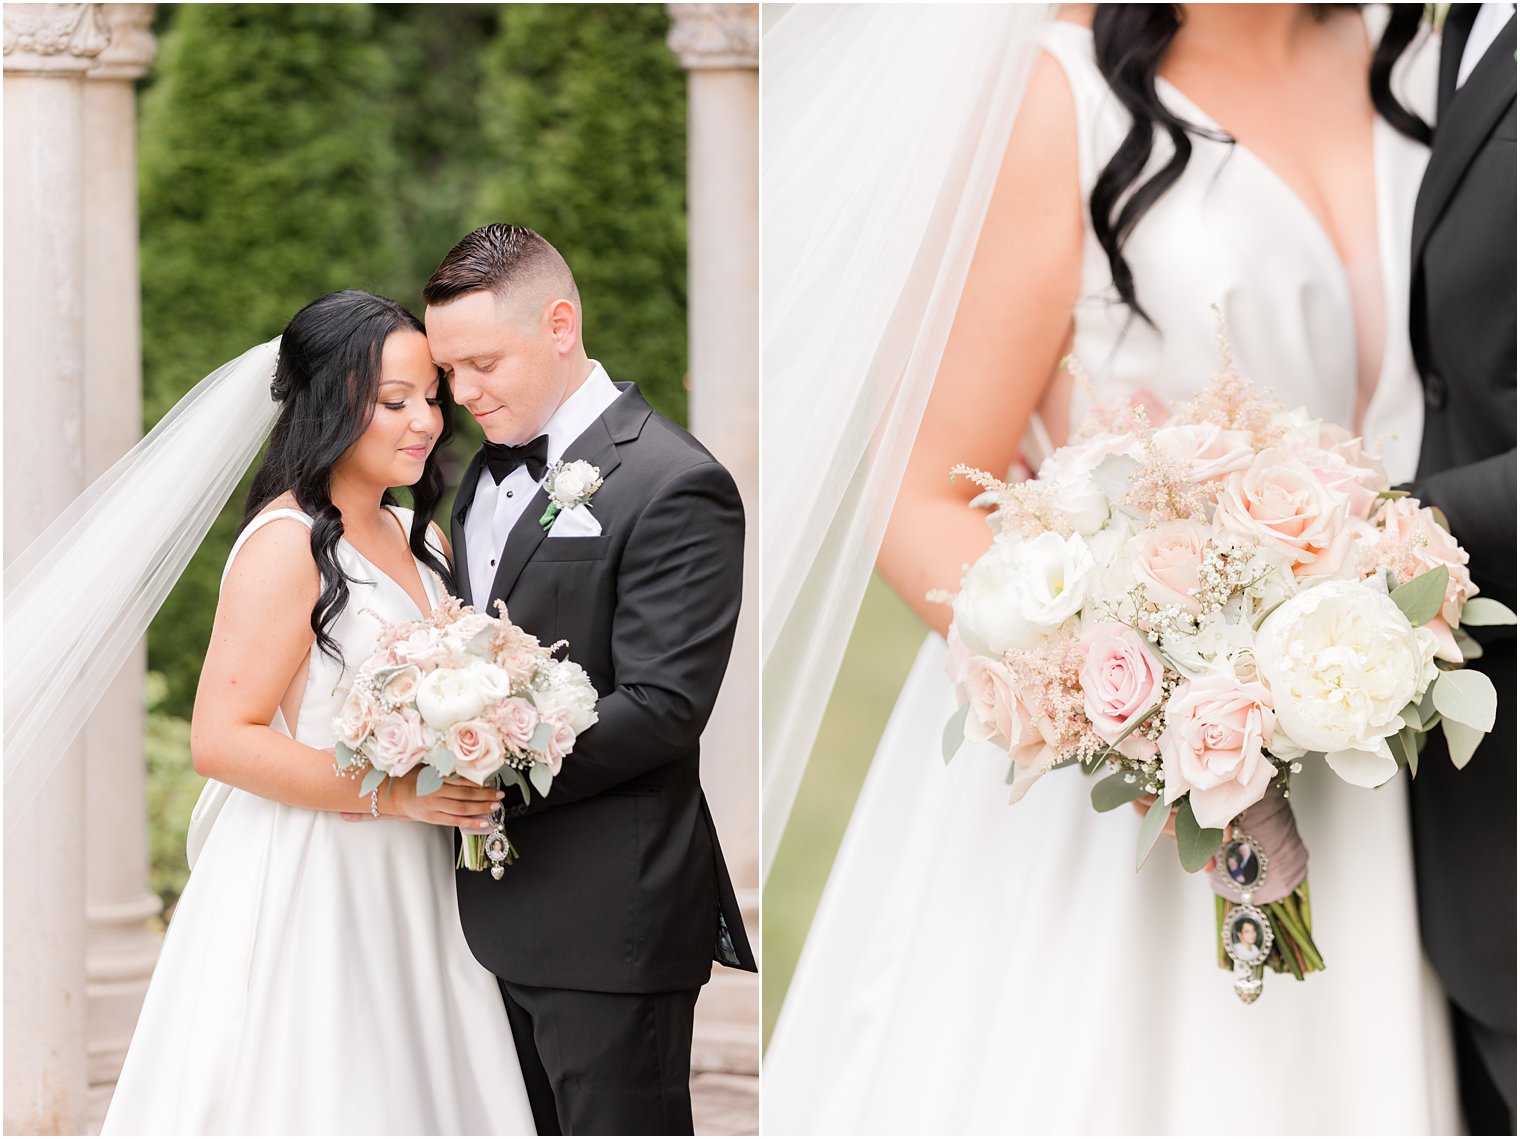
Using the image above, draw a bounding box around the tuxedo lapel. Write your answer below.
[1413,12,1517,264]
[1437,5,1479,123]
[483,383,650,606]
[450,449,487,609]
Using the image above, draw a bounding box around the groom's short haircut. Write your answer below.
[423,223,580,321]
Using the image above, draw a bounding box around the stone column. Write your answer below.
[4,5,112,1133]
[666,3,760,1081]
[81,6,159,1128]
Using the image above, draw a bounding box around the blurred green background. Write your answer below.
[140,3,690,916]
[761,575,924,1045]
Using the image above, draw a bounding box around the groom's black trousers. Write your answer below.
[498,978,700,1136]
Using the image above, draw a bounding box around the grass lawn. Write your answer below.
[761,574,925,1045]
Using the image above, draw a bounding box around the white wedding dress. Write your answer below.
[103,506,533,1135]
[765,20,1461,1136]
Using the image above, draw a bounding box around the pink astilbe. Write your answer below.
[951,464,1074,540]
[1170,313,1286,450]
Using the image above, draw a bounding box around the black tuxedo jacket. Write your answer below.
[451,382,756,993]
[1404,6,1516,1035]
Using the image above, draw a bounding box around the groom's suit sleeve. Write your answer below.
[508,459,744,816]
[1404,449,1518,610]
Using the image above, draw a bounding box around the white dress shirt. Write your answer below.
[1456,3,1515,88]
[464,361,620,604]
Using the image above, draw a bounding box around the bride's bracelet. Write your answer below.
[370,787,380,819]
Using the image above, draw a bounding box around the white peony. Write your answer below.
[953,531,1095,658]
[533,659,599,735]
[1256,578,1440,787]
[414,667,488,729]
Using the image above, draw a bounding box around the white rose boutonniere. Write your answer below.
[539,459,604,531]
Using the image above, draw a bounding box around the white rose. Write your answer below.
[952,531,1095,657]
[1036,455,1111,535]
[1151,423,1256,483]
[467,660,515,702]
[1256,579,1440,787]
[415,667,488,729]
[549,461,600,509]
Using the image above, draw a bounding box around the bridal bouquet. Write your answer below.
[333,590,598,878]
[942,333,1513,1001]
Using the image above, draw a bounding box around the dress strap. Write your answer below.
[220,507,313,590]
[1037,21,1129,197]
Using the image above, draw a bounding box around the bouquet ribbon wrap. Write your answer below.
[1210,781,1308,904]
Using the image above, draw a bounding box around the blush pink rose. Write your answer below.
[1298,445,1382,520]
[1215,448,1354,577]
[493,627,544,686]
[944,626,973,704]
[335,685,381,750]
[1078,624,1165,756]
[1376,497,1478,662]
[447,719,504,784]
[1131,521,1211,615]
[494,696,541,755]
[390,626,446,669]
[370,707,431,777]
[1160,674,1276,828]
[962,655,1020,751]
[1151,423,1256,483]
[538,710,577,776]
[379,664,422,706]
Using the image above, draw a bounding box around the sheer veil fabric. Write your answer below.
[3,338,281,831]
[761,4,1054,877]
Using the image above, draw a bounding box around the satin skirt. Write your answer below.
[765,635,1460,1135]
[102,789,533,1135]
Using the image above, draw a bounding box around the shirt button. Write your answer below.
[490,558,496,567]
[506,489,515,498]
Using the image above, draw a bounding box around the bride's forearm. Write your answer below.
[877,494,998,638]
[189,721,374,814]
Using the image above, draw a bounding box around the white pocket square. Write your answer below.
[547,503,602,537]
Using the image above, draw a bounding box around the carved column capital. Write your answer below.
[3,4,110,75]
[90,4,155,82]
[666,3,758,71]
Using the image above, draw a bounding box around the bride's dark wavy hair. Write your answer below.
[1089,3,1432,326]
[244,290,456,662]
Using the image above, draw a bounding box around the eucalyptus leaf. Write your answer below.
[359,767,386,797]
[1387,727,1413,770]
[1418,684,1439,730]
[1135,792,1171,871]
[427,746,456,776]
[1400,725,1419,778]
[1453,626,1484,661]
[529,762,553,797]
[334,740,357,769]
[1432,668,1497,733]
[1390,565,1449,628]
[1375,489,1411,500]
[1174,797,1223,874]
[1442,717,1484,770]
[1398,702,1423,732]
[1091,772,1146,813]
[501,766,531,806]
[942,706,970,764]
[415,766,444,796]
[528,722,554,755]
[1460,597,1518,627]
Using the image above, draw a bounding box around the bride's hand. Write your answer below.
[381,770,503,829]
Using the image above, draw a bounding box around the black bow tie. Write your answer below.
[483,435,549,484]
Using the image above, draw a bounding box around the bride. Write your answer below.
[764,4,1460,1133]
[93,291,534,1133]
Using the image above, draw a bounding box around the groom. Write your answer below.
[1402,5,1516,1133]
[423,224,756,1135]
